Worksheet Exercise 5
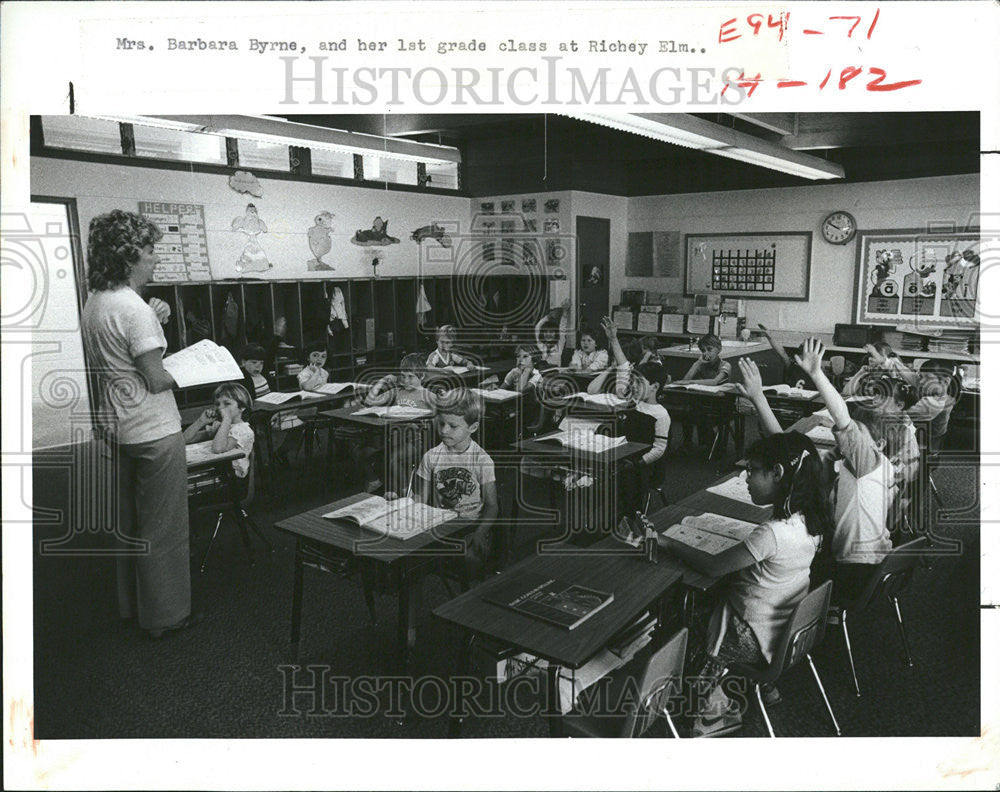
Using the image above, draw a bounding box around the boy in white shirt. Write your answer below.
[501,345,544,392]
[413,390,498,575]
[535,297,571,367]
[426,324,468,369]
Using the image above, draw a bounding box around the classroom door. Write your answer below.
[575,216,610,336]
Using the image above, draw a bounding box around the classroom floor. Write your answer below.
[32,434,981,739]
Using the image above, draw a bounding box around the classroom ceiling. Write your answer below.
[278,112,980,196]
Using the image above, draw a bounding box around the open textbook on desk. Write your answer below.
[663,513,757,555]
[323,496,456,541]
[352,405,433,419]
[255,390,327,405]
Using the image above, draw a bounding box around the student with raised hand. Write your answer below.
[661,429,828,736]
[535,297,571,367]
[758,323,813,389]
[842,341,901,396]
[567,325,610,371]
[735,357,784,437]
[794,337,895,604]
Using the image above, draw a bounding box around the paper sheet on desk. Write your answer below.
[806,425,836,445]
[313,382,355,395]
[471,387,520,400]
[353,406,433,418]
[811,408,834,424]
[705,472,756,504]
[663,513,757,555]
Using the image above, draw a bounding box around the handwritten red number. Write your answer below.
[768,12,789,41]
[829,16,862,37]
[866,67,922,91]
[867,8,880,39]
[838,66,863,89]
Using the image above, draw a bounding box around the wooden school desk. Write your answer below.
[471,388,526,450]
[252,387,359,477]
[659,383,744,468]
[274,492,473,676]
[433,535,684,737]
[513,431,651,544]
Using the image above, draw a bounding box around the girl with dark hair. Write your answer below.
[661,429,828,736]
[80,210,200,639]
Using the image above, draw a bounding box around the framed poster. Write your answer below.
[853,228,980,326]
[685,232,811,300]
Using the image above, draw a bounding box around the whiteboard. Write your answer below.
[685,232,812,301]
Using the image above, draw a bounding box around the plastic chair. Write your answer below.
[832,537,928,697]
[725,580,840,737]
[563,628,688,738]
[193,454,274,572]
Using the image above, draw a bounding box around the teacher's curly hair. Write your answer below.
[87,210,163,291]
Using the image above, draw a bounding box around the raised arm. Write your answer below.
[758,323,791,368]
[602,316,628,366]
[796,338,851,429]
[736,358,782,436]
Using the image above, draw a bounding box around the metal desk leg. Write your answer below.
[546,664,565,737]
[447,631,475,738]
[397,567,421,676]
[290,538,304,659]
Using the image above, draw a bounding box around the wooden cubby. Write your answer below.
[147,274,548,407]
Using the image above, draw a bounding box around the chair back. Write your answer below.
[243,452,255,507]
[766,581,832,682]
[621,628,688,738]
[852,536,928,609]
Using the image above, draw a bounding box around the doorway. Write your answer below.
[575,216,610,337]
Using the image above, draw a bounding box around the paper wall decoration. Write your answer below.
[411,223,452,247]
[228,170,263,197]
[352,216,400,246]
[307,211,335,271]
[138,201,211,282]
[231,203,272,273]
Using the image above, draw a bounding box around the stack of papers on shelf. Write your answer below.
[162,339,242,388]
[663,513,757,555]
[763,384,819,399]
[705,472,755,505]
[353,406,433,418]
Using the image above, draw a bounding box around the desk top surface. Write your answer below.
[185,442,246,470]
[517,432,651,465]
[252,390,355,414]
[273,491,471,563]
[433,536,683,669]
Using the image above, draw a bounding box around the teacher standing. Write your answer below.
[81,209,200,639]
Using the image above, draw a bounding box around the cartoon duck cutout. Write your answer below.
[903,253,938,299]
[231,203,272,273]
[410,223,453,248]
[307,211,335,271]
[351,216,399,247]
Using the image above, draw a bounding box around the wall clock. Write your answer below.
[821,211,857,245]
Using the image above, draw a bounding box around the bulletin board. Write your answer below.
[853,228,980,327]
[685,232,811,301]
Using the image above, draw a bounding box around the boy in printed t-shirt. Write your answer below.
[413,390,498,574]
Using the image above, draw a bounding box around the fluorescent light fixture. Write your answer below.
[565,112,844,180]
[149,114,462,165]
[80,114,206,132]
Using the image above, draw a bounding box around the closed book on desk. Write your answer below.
[323,496,456,541]
[482,572,614,630]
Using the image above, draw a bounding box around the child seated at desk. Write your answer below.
[661,429,828,737]
[674,334,731,448]
[501,344,544,392]
[567,325,610,371]
[183,383,256,493]
[757,324,813,389]
[298,342,330,391]
[596,317,672,510]
[412,390,498,575]
[905,361,960,453]
[535,297,571,367]
[367,353,437,409]
[426,324,468,369]
[239,343,271,399]
[746,339,898,605]
[272,343,328,466]
[638,335,663,366]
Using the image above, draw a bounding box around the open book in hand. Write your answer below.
[323,496,456,540]
[663,513,757,555]
[162,339,242,388]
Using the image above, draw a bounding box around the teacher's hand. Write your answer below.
[148,297,171,324]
